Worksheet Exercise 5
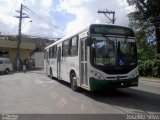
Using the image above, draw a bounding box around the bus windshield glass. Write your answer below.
[90,36,137,66]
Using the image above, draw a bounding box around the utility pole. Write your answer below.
[98,9,116,24]
[17,4,22,70]
[14,4,30,70]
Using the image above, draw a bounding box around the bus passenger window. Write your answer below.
[62,40,70,57]
[71,36,78,56]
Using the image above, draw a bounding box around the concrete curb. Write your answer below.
[139,77,160,83]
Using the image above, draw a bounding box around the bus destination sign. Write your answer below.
[90,25,134,36]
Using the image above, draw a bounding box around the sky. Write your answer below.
[0,0,134,39]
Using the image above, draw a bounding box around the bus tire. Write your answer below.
[70,72,78,91]
[4,68,9,74]
[50,68,53,79]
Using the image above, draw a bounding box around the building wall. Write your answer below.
[8,48,16,68]
[9,48,31,68]
[0,35,53,69]
[0,39,36,49]
[31,52,44,68]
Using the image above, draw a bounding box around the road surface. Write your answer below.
[0,69,160,114]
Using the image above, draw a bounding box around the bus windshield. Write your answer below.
[90,36,137,66]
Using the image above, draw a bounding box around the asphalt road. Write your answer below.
[0,69,160,114]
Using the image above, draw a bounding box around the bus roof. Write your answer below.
[45,23,133,50]
[45,25,89,49]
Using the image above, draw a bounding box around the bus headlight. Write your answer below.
[90,70,104,80]
[130,69,139,78]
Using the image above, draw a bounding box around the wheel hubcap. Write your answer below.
[72,76,77,88]
[6,69,9,73]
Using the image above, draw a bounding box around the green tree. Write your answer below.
[135,29,160,77]
[127,0,160,53]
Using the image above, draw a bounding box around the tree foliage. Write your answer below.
[127,0,160,77]
[127,0,160,53]
[135,30,160,77]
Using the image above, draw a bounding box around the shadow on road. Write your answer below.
[53,77,160,113]
[0,71,15,76]
[23,67,45,74]
[0,68,44,75]
[82,88,160,113]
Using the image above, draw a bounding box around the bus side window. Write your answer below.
[52,46,54,58]
[62,39,70,57]
[52,45,57,58]
[71,36,78,56]
[49,47,52,58]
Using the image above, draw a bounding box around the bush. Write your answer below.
[138,58,160,78]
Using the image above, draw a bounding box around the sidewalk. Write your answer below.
[139,77,160,83]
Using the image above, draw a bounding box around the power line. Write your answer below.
[11,0,18,8]
[109,3,160,14]
[23,5,64,38]
[105,1,129,11]
[97,9,116,24]
[104,1,125,10]
[24,0,36,12]
[23,5,59,29]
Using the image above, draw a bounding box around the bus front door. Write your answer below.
[57,47,61,79]
[80,38,88,86]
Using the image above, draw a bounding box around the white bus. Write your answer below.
[44,23,139,91]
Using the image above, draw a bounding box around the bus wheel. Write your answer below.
[70,72,78,91]
[4,68,9,74]
[50,68,53,79]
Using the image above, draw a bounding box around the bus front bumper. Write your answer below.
[89,76,139,91]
